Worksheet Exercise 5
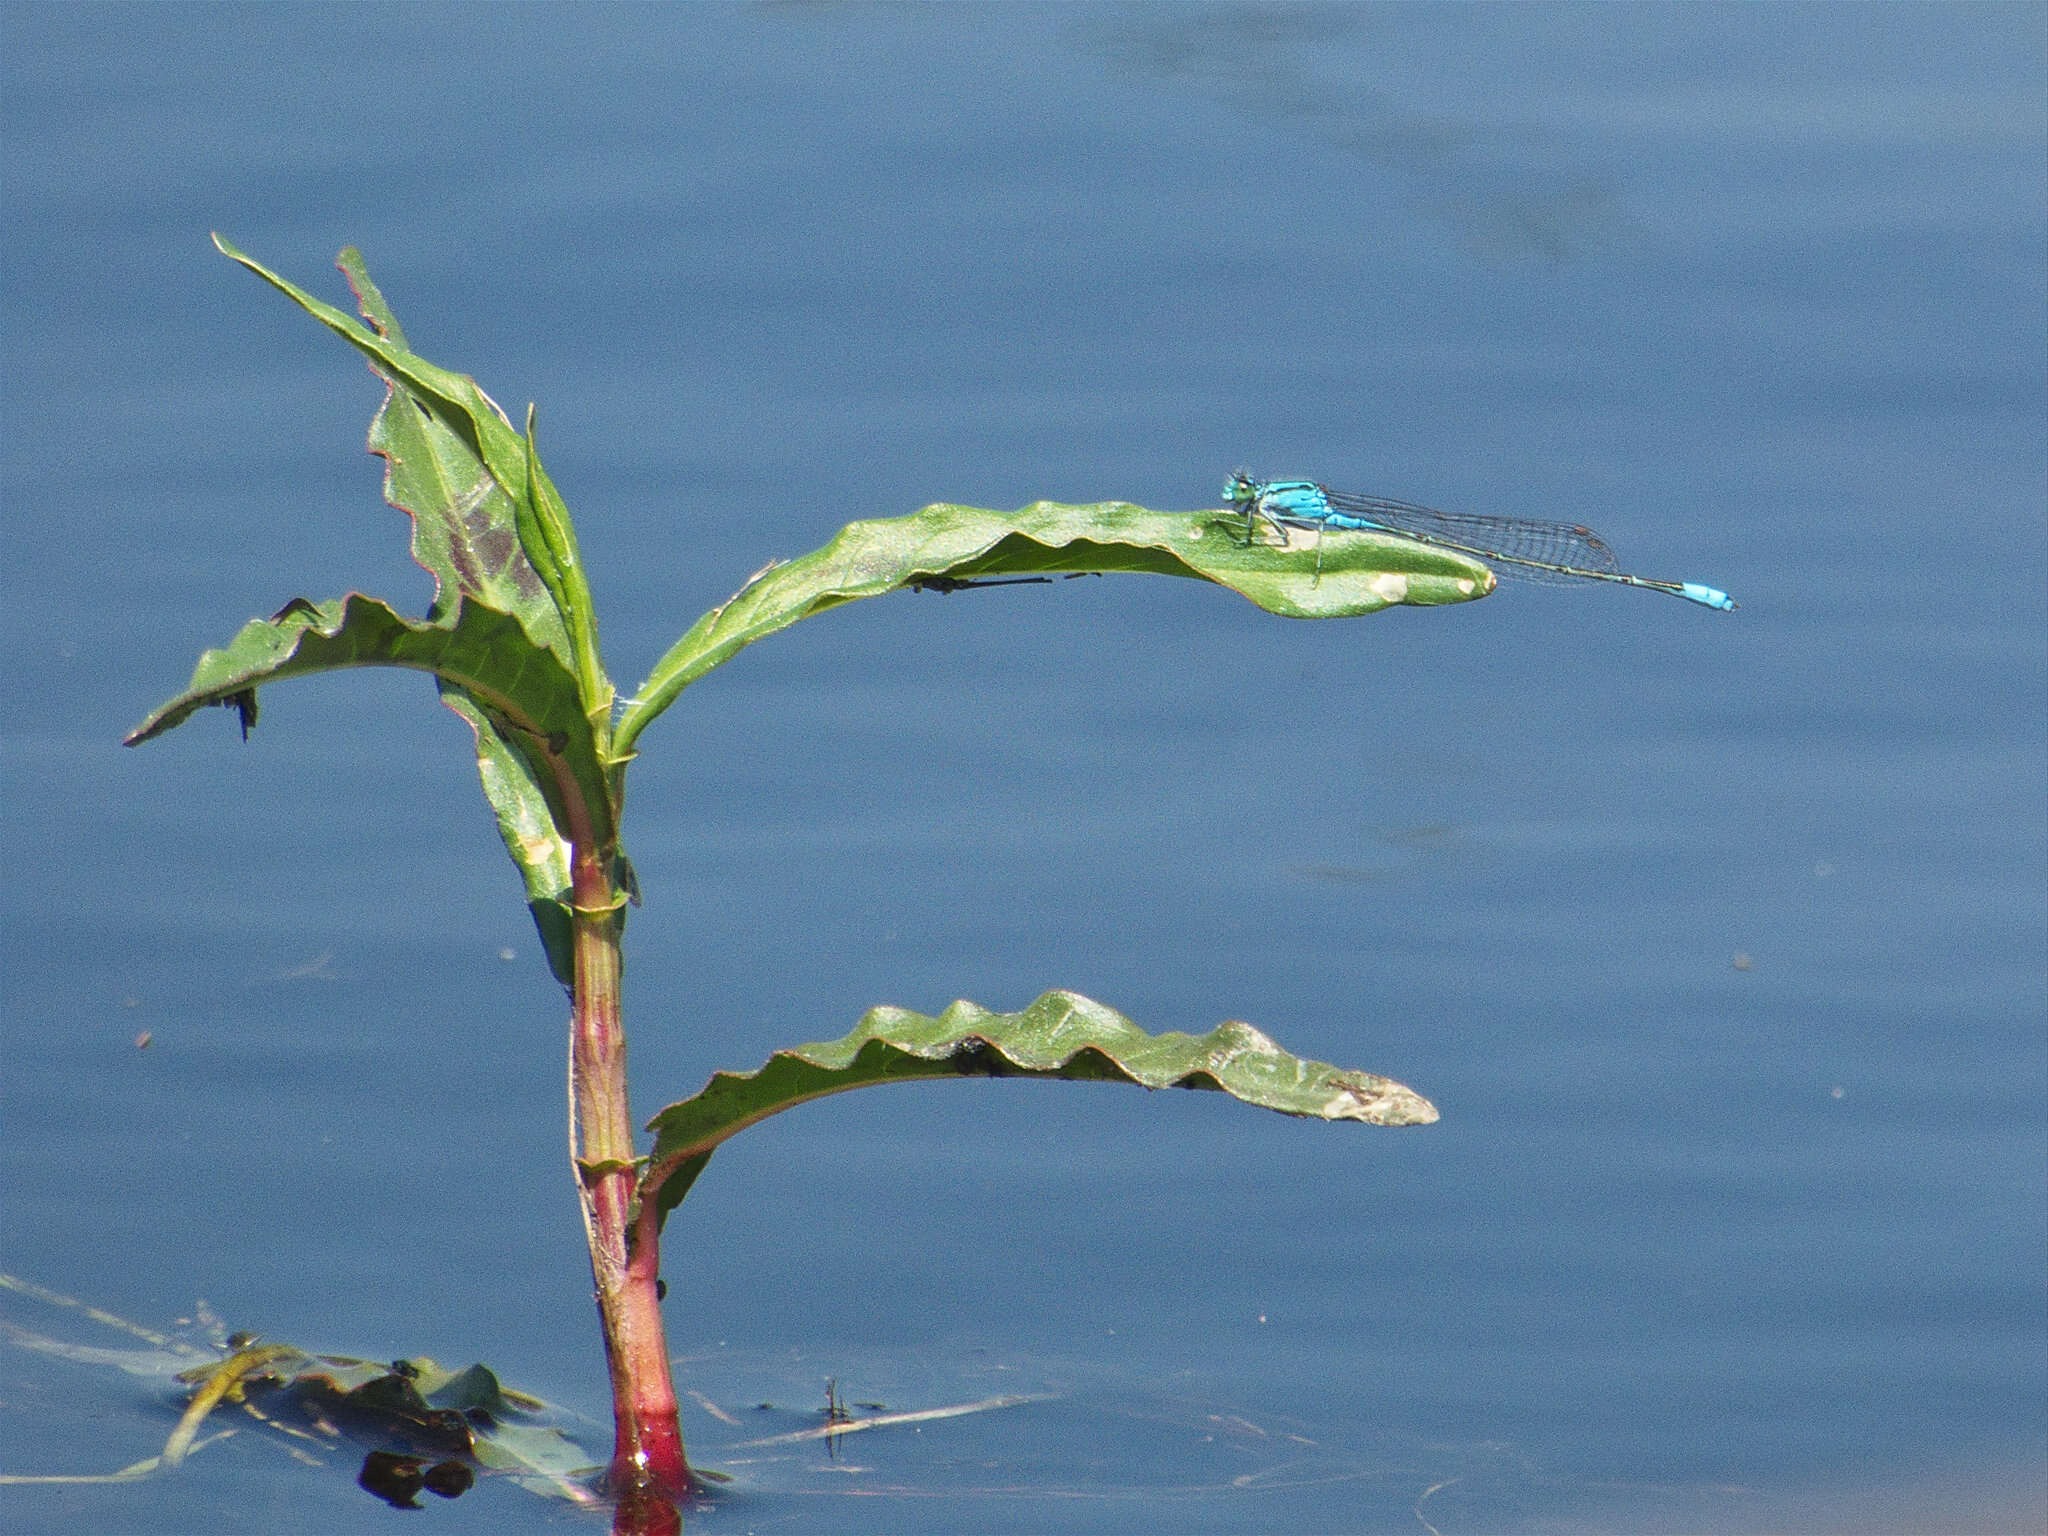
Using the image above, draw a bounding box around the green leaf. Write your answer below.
[216,236,607,710]
[230,241,613,950]
[438,687,577,987]
[355,308,566,652]
[124,594,615,859]
[217,238,531,562]
[517,405,609,717]
[616,501,1491,755]
[640,990,1437,1228]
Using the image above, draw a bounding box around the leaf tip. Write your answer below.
[1322,1075,1439,1126]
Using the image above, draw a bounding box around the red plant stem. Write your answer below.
[567,840,693,1519]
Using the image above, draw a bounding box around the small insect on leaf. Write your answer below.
[216,688,259,740]
[947,1037,1010,1077]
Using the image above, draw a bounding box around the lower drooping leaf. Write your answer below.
[615,501,1492,754]
[640,990,1437,1227]
[438,685,577,988]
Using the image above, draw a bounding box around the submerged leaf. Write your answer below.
[197,1350,595,1493]
[0,1271,602,1501]
[642,990,1436,1226]
[617,501,1490,753]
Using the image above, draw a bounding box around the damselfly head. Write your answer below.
[1222,469,1259,505]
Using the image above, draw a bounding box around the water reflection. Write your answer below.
[1082,2,1623,263]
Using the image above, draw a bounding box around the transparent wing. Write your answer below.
[1318,488,1622,583]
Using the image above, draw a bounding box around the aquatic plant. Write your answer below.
[128,238,1471,1532]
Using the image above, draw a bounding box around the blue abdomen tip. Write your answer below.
[1682,583,1737,611]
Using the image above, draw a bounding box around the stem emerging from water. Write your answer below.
[568,839,691,1525]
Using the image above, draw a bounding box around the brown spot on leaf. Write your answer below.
[473,525,517,579]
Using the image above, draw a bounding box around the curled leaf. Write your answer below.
[124,594,614,858]
[642,990,1435,1226]
[616,501,1490,753]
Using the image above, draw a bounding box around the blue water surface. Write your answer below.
[4,4,2044,1533]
